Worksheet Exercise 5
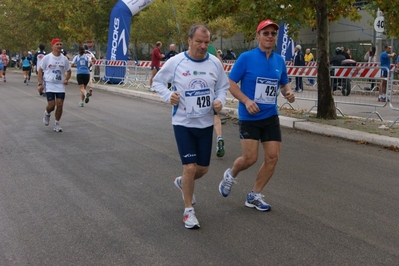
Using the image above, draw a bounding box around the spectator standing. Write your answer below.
[293,44,305,92]
[153,24,229,229]
[364,46,377,90]
[304,48,314,85]
[37,38,71,133]
[379,45,396,102]
[164,43,179,61]
[218,19,295,212]
[341,47,350,59]
[21,51,32,85]
[148,41,164,90]
[330,47,346,67]
[1,50,9,82]
[346,48,352,59]
[223,49,236,61]
[165,44,179,89]
[71,45,92,107]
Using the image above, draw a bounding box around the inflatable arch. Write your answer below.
[105,0,154,83]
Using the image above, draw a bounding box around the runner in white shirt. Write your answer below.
[84,44,96,96]
[38,38,71,132]
[153,24,229,229]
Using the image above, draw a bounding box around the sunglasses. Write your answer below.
[261,31,277,37]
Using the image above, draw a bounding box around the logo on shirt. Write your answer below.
[188,79,208,90]
[182,70,191,76]
[193,71,206,75]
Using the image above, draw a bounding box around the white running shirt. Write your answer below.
[40,53,71,93]
[153,52,229,128]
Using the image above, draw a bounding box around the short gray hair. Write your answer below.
[188,24,211,39]
[296,45,302,50]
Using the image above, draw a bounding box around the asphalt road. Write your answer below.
[1,72,398,266]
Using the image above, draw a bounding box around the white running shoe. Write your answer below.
[53,122,63,132]
[219,168,237,197]
[183,209,200,229]
[174,176,196,205]
[79,101,84,107]
[43,111,50,126]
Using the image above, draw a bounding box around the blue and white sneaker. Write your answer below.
[219,168,236,197]
[245,193,271,212]
[174,176,196,205]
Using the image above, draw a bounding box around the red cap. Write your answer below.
[256,20,279,32]
[51,38,62,46]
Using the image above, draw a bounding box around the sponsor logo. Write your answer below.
[193,71,206,75]
[183,70,191,76]
[111,17,128,60]
[185,89,210,97]
[188,79,208,90]
[257,78,278,85]
[183,153,196,158]
[139,0,153,9]
[280,24,292,61]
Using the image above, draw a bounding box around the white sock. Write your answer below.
[184,207,194,213]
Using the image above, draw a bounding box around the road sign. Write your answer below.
[374,16,384,33]
[86,40,94,49]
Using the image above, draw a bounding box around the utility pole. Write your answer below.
[375,8,383,62]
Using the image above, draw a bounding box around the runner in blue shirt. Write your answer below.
[71,45,92,107]
[218,19,295,212]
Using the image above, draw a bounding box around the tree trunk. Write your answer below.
[316,0,337,119]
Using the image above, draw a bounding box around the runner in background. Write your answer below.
[33,44,47,96]
[72,45,92,107]
[1,50,9,82]
[84,44,96,96]
[208,44,226,158]
[21,51,32,85]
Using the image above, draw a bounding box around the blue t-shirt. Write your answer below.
[380,51,390,68]
[73,54,90,75]
[21,56,31,67]
[229,47,288,121]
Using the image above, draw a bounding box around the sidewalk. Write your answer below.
[83,76,399,148]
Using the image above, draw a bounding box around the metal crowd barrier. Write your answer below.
[388,72,399,127]
[282,63,395,123]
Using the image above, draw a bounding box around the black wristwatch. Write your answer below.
[38,83,43,86]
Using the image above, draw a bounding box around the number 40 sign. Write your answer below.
[374,16,384,33]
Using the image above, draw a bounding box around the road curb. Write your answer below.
[90,81,399,148]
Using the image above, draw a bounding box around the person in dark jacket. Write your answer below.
[293,44,305,92]
[223,49,236,60]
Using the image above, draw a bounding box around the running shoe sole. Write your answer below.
[85,93,90,103]
[216,138,225,157]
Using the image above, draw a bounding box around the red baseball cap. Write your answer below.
[256,20,279,32]
[51,38,62,46]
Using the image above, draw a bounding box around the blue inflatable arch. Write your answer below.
[105,0,154,83]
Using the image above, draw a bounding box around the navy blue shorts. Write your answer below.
[381,69,388,77]
[46,92,66,101]
[151,66,160,71]
[173,125,213,166]
[239,115,281,142]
